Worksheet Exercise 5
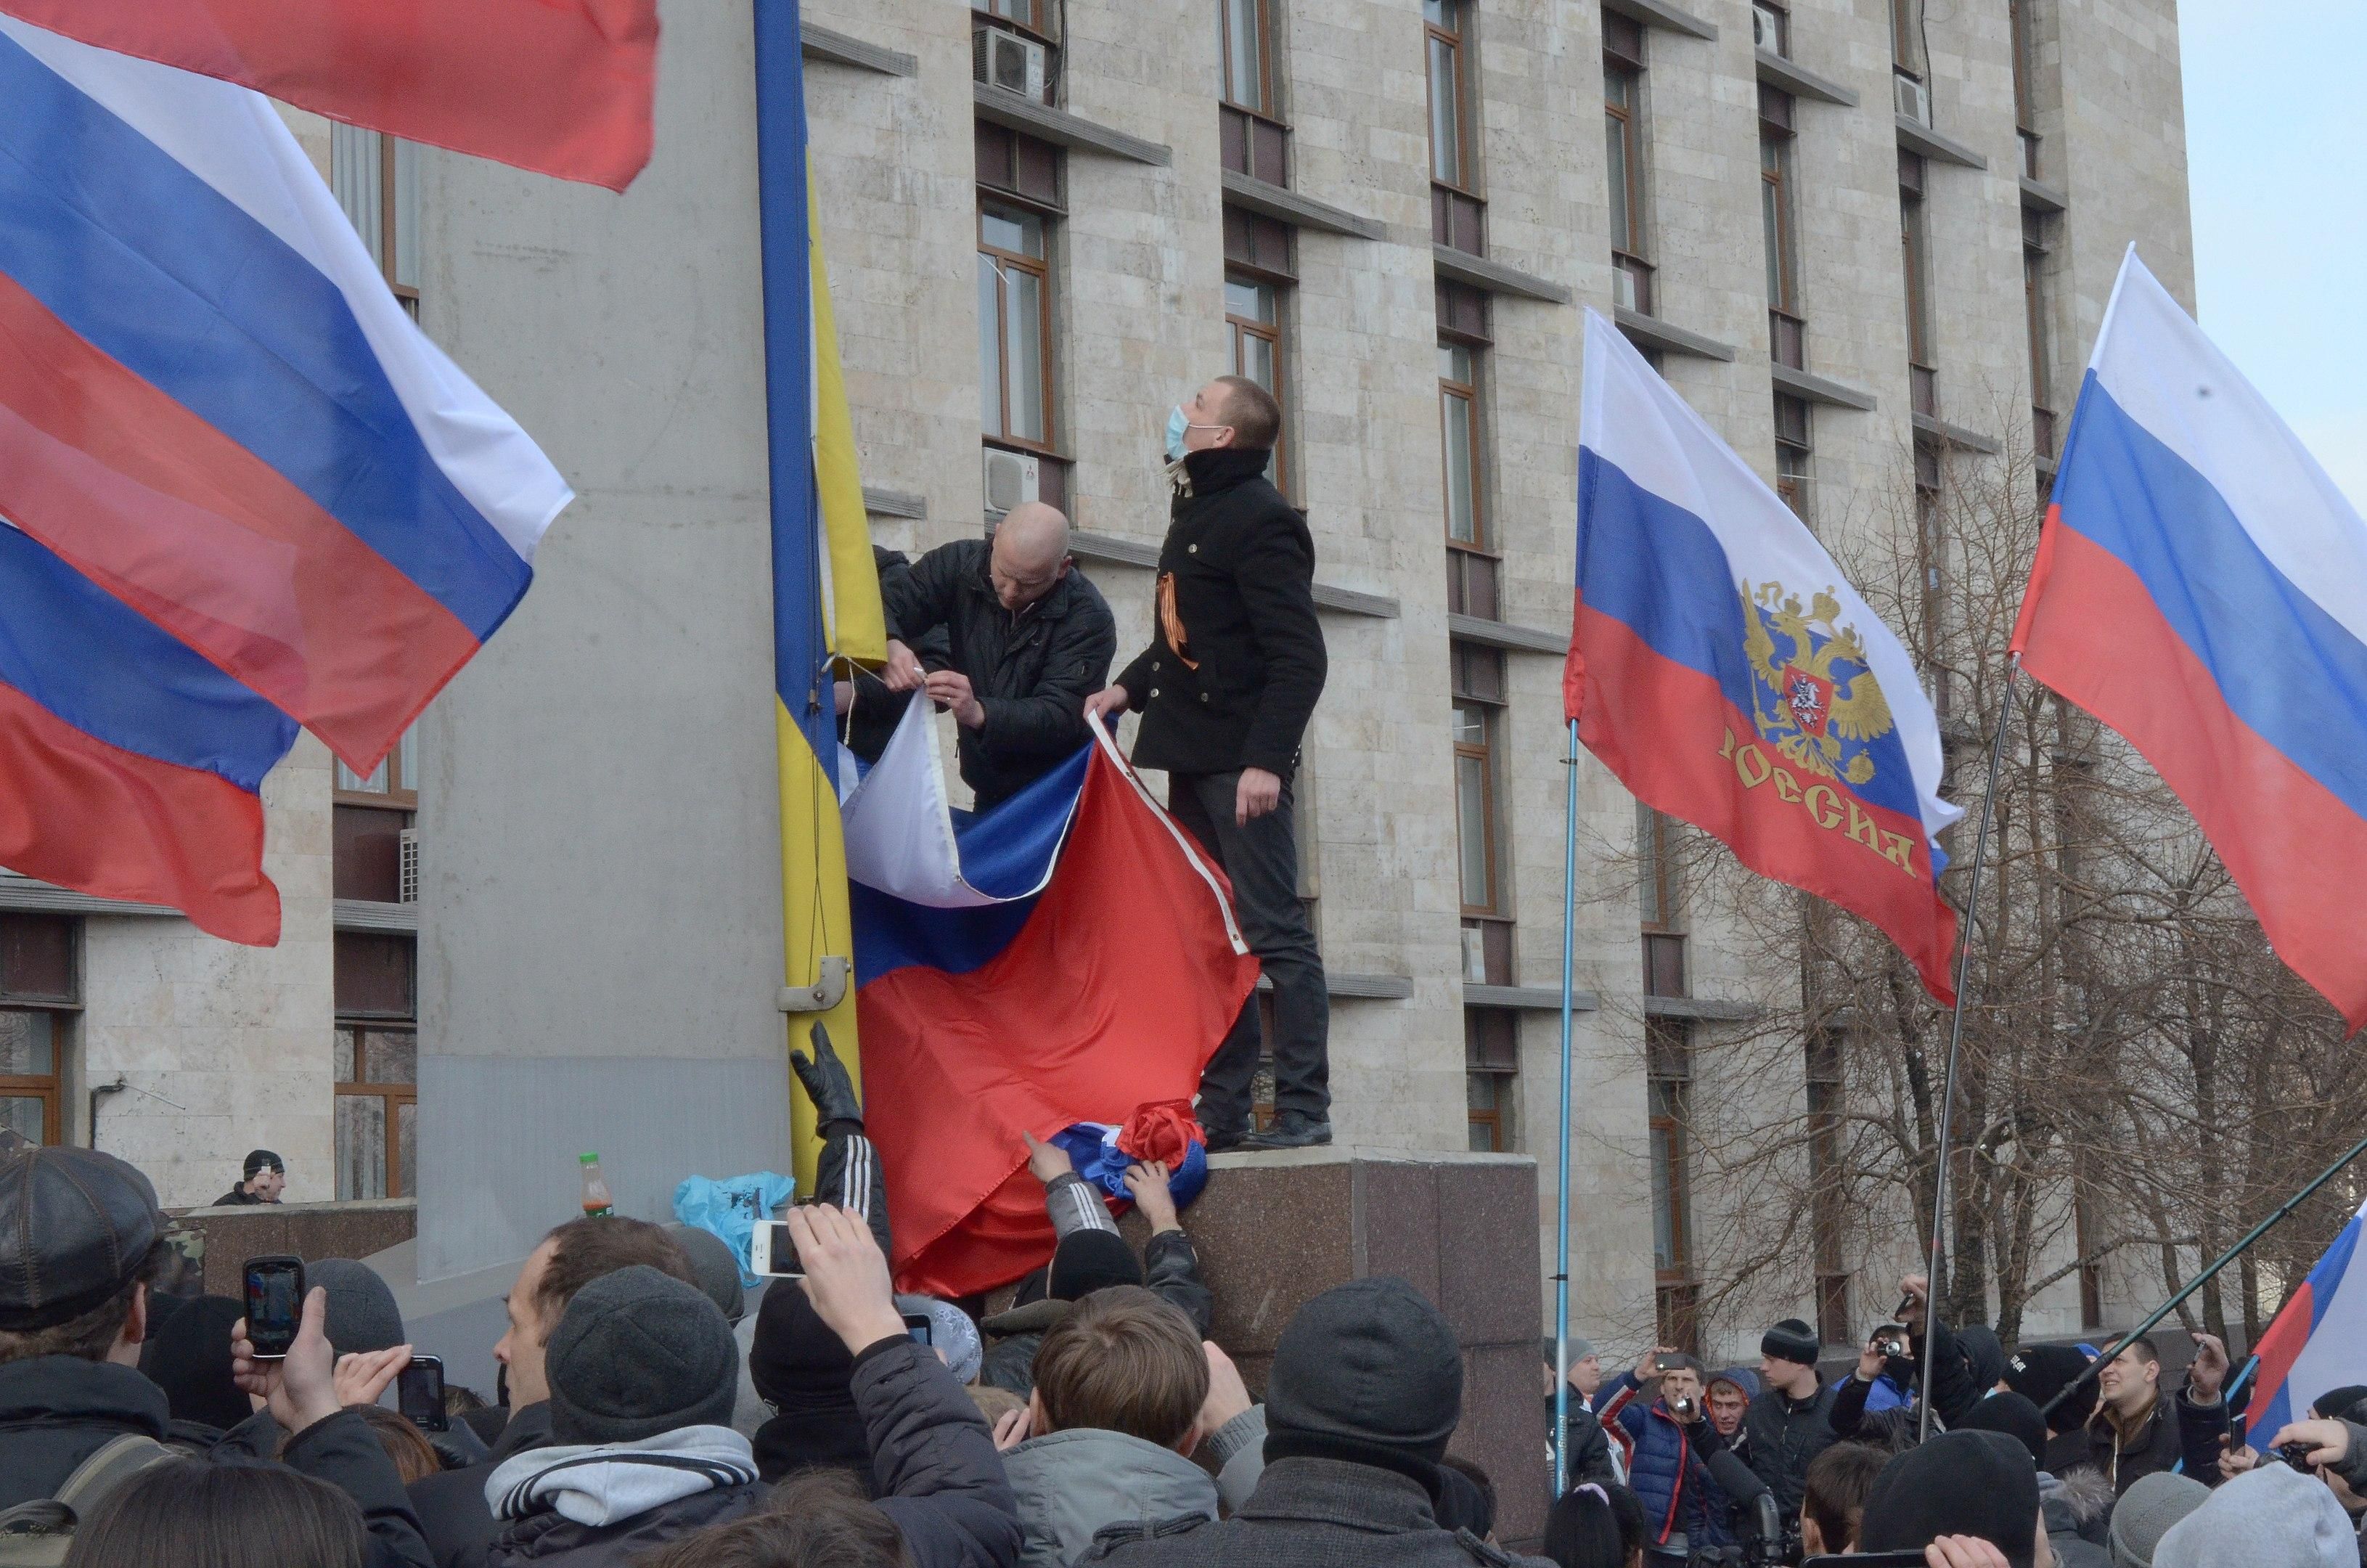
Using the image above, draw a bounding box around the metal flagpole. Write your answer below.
[1553,718,1581,1496]
[1918,657,2020,1440]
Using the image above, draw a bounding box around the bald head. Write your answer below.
[989,503,1071,611]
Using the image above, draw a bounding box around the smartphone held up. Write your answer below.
[242,1254,305,1360]
[750,1219,803,1280]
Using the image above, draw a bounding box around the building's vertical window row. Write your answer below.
[976,125,1067,510]
[1466,1008,1517,1151]
[0,916,75,1147]
[1438,282,1496,618]
[1899,152,1935,417]
[2009,0,2040,179]
[1648,1018,1700,1354]
[334,933,417,1200]
[332,126,420,319]
[1219,0,1288,184]
[1224,265,1291,490]
[2024,208,2057,462]
[1454,637,1515,1150]
[1760,87,1802,369]
[1638,802,1686,998]
[1425,0,1484,252]
[1603,16,1651,314]
[1774,393,1813,523]
[1807,1030,1850,1344]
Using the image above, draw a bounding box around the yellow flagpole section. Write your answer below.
[778,698,861,1196]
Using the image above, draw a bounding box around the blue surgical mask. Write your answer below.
[1164,405,1190,462]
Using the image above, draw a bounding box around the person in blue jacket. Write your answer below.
[1599,1347,1767,1561]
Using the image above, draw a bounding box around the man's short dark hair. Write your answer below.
[1214,374,1283,451]
[642,1471,902,1568]
[2122,1335,2160,1364]
[0,1238,165,1365]
[1031,1284,1208,1447]
[1803,1441,1887,1553]
[530,1217,695,1334]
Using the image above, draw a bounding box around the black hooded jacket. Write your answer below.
[1115,448,1326,780]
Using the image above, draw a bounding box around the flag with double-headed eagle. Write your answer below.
[1564,310,1963,1001]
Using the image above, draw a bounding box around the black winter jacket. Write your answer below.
[1547,1397,1619,1489]
[980,1228,1213,1397]
[882,538,1116,809]
[852,1334,1026,1568]
[2053,1396,2186,1494]
[410,1400,555,1567]
[0,1355,174,1508]
[1114,449,1326,779]
[846,547,949,762]
[1743,1381,1839,1521]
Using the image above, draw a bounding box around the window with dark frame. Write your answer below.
[1752,0,1789,57]
[1899,152,1935,417]
[1638,802,1687,997]
[1465,1007,1517,1152]
[1426,0,1484,252]
[2024,207,2057,460]
[1649,1018,1698,1352]
[2009,0,2040,179]
[1775,393,1812,523]
[332,126,419,319]
[1603,17,1651,314]
[973,0,1053,42]
[1452,642,1508,918]
[1760,87,1804,370]
[335,727,417,905]
[1915,437,1949,715]
[1219,0,1289,184]
[1807,1029,1850,1345]
[1225,270,1290,491]
[0,915,75,1148]
[334,931,417,1201]
[1890,0,1926,78]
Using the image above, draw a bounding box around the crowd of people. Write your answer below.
[1540,1275,2367,1566]
[10,1050,2367,1568]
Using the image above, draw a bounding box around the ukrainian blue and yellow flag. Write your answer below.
[753,0,884,1190]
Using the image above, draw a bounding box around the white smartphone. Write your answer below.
[748,1218,804,1279]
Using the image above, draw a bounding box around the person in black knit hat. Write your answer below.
[1745,1315,1839,1526]
[1859,1429,2046,1567]
[1081,1275,1557,1567]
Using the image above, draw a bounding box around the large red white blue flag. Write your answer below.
[2246,1195,2367,1440]
[844,700,1259,1299]
[1566,309,1963,1000]
[0,0,657,190]
[0,19,570,942]
[2014,250,2367,1028]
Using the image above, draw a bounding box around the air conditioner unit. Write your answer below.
[398,828,420,905]
[982,447,1039,515]
[1611,266,1637,311]
[1894,72,1931,126]
[1751,3,1784,54]
[1460,927,1489,984]
[972,25,1047,102]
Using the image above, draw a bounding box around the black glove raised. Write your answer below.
[790,1023,864,1130]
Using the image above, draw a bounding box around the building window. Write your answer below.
[1808,1030,1849,1344]
[1603,19,1651,313]
[2024,208,2057,460]
[1466,1007,1517,1152]
[1760,88,1803,369]
[335,932,417,1201]
[2009,0,2040,178]
[0,916,75,1147]
[1890,0,1926,79]
[333,726,418,905]
[1650,1018,1698,1349]
[1452,644,1506,915]
[1426,0,1484,250]
[1439,311,1500,620]
[1218,0,1288,183]
[332,126,420,317]
[1225,272,1289,491]
[1752,0,1789,57]
[1774,393,1812,522]
[979,204,1054,452]
[1899,152,1934,417]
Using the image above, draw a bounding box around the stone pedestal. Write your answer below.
[1119,1148,1548,1545]
[168,1198,419,1297]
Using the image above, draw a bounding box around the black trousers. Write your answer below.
[1166,769,1330,1130]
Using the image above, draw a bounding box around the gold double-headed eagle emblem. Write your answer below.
[1738,580,1896,787]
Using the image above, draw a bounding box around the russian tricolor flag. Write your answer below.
[843,699,1258,1299]
[0,20,569,942]
[2014,251,2367,1027]
[2244,1195,2367,1442]
[1569,311,1963,1000]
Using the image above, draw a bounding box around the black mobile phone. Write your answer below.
[2276,1440,2320,1470]
[242,1255,305,1360]
[398,1355,449,1432]
[902,1312,933,1348]
[2229,1413,2247,1453]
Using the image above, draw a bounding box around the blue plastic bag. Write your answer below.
[674,1170,796,1289]
[1048,1122,1209,1212]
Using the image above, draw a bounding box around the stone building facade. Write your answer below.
[2,0,2193,1353]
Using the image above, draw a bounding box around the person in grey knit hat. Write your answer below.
[308,1257,405,1357]
[482,1265,764,1561]
[663,1221,772,1440]
[2108,1470,2208,1568]
[2153,1461,2355,1568]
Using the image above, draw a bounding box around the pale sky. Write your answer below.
[2180,1,2367,513]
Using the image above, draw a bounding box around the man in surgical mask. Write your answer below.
[1086,376,1332,1152]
